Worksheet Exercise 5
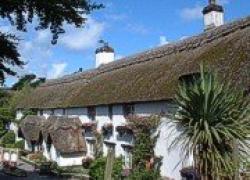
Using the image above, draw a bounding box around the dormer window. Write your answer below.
[178,73,201,85]
[88,107,96,121]
[123,104,135,117]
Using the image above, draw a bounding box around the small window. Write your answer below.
[88,142,95,156]
[108,105,113,120]
[123,104,135,117]
[62,109,66,115]
[123,149,132,169]
[51,109,55,115]
[88,107,96,121]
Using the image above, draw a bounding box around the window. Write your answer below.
[88,142,95,156]
[51,109,55,115]
[108,105,113,120]
[178,73,201,85]
[123,148,132,169]
[87,107,96,121]
[39,110,43,116]
[62,109,66,115]
[123,104,135,117]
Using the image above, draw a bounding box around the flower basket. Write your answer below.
[116,125,133,136]
[102,123,113,136]
[82,122,96,131]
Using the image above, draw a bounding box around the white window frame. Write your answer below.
[123,148,132,169]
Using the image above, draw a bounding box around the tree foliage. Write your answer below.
[12,74,45,90]
[0,0,103,82]
[171,65,250,179]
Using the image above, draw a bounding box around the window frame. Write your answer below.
[123,148,132,169]
[123,104,135,117]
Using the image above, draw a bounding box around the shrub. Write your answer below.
[112,157,123,179]
[89,157,123,180]
[14,140,25,149]
[2,131,15,145]
[19,150,29,157]
[89,157,106,179]
[27,153,46,163]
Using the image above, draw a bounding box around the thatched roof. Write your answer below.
[17,16,250,109]
[19,115,46,142]
[20,115,86,154]
[45,116,86,154]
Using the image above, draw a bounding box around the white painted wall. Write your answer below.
[24,140,32,151]
[96,52,115,68]
[204,11,224,30]
[57,153,85,167]
[54,109,64,116]
[43,110,53,119]
[16,110,24,120]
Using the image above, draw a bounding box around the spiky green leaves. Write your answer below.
[172,64,250,178]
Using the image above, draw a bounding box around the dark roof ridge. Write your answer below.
[40,15,250,88]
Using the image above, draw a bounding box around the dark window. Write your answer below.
[88,107,96,121]
[51,109,54,115]
[62,109,66,115]
[108,105,113,120]
[123,104,135,117]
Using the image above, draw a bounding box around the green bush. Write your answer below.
[14,140,25,149]
[2,131,15,145]
[112,157,123,179]
[89,157,106,180]
[4,144,16,148]
[89,157,123,180]
[129,168,160,180]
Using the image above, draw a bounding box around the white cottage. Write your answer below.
[12,1,250,179]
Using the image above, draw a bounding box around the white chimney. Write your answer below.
[95,40,115,68]
[203,0,224,30]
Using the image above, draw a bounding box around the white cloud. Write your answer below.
[159,36,169,46]
[47,63,68,79]
[180,5,203,21]
[60,17,105,51]
[126,23,149,35]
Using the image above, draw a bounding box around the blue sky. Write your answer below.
[2,0,250,86]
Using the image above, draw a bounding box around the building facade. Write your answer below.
[11,1,250,179]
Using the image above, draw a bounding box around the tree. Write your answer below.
[12,74,45,90]
[171,65,250,179]
[0,0,103,82]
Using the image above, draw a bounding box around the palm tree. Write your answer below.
[170,65,250,179]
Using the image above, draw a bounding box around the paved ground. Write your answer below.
[0,160,64,180]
